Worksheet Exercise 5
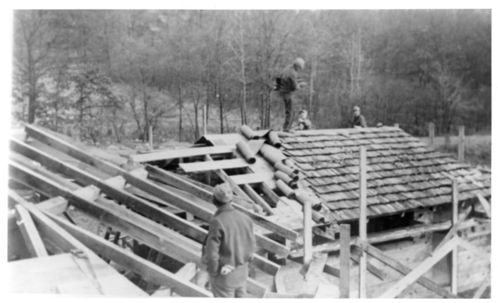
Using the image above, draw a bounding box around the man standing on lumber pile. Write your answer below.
[350,105,367,128]
[273,57,306,132]
[202,183,256,297]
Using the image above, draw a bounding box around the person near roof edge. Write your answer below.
[273,57,306,132]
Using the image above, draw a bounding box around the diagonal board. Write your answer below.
[10,159,279,277]
[11,138,288,258]
[9,170,267,297]
[378,237,460,298]
[130,145,235,163]
[14,204,49,257]
[362,244,458,298]
[180,158,248,173]
[146,165,298,240]
[22,125,289,257]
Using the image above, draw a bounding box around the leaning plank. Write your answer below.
[180,159,248,173]
[47,213,212,297]
[16,130,290,256]
[148,165,298,241]
[231,173,266,185]
[129,146,235,163]
[363,244,457,298]
[14,204,49,257]
[378,237,460,298]
[351,246,388,281]
[476,194,491,218]
[36,196,68,215]
[10,160,279,277]
[8,191,147,296]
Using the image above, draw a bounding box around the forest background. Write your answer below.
[12,10,491,147]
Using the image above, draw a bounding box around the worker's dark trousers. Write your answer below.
[209,263,248,297]
[281,93,294,132]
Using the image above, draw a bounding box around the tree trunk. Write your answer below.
[218,88,224,134]
[178,84,183,142]
[27,44,37,124]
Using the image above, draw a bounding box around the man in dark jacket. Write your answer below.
[202,183,256,297]
[274,57,306,132]
[350,105,367,128]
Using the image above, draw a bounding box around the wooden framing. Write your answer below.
[11,159,280,277]
[231,173,266,185]
[451,180,458,294]
[303,199,313,266]
[47,212,212,297]
[379,237,460,298]
[428,122,435,146]
[130,145,234,163]
[458,125,465,162]
[339,224,350,298]
[362,244,457,298]
[11,138,289,257]
[476,194,491,218]
[358,146,367,298]
[242,184,275,215]
[14,204,48,257]
[180,158,248,173]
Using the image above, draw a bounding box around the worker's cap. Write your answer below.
[353,106,360,111]
[213,183,233,204]
[293,57,305,70]
[298,109,308,115]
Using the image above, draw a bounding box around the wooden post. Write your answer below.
[428,122,435,146]
[148,125,153,151]
[202,105,207,136]
[303,200,312,267]
[458,126,465,162]
[451,180,459,294]
[359,146,367,298]
[339,224,351,298]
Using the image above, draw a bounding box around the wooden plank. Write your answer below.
[259,183,281,207]
[231,173,266,185]
[363,244,457,298]
[451,180,458,295]
[130,145,234,163]
[180,158,248,173]
[358,146,367,298]
[339,224,350,298]
[458,125,465,162]
[47,213,212,297]
[323,263,340,277]
[379,237,459,298]
[16,129,289,258]
[303,200,313,266]
[14,204,49,257]
[302,253,328,295]
[242,184,275,215]
[351,247,388,281]
[11,160,280,277]
[476,194,491,218]
[472,275,490,298]
[148,165,298,241]
[36,196,68,215]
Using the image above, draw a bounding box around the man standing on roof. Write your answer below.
[350,105,367,128]
[202,183,256,297]
[273,57,306,132]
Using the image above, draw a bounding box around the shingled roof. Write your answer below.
[279,127,491,222]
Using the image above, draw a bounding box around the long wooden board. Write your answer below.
[231,173,266,185]
[14,204,49,257]
[379,237,460,298]
[362,244,458,298]
[180,158,248,172]
[130,145,235,163]
[16,129,291,256]
[48,213,212,297]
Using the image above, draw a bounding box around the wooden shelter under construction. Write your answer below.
[8,124,491,298]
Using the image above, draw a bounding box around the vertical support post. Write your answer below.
[451,179,459,294]
[359,146,367,298]
[202,104,207,136]
[428,122,435,146]
[303,199,313,267]
[339,224,351,298]
[148,125,153,151]
[458,126,465,162]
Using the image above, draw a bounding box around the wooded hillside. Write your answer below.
[12,10,491,144]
